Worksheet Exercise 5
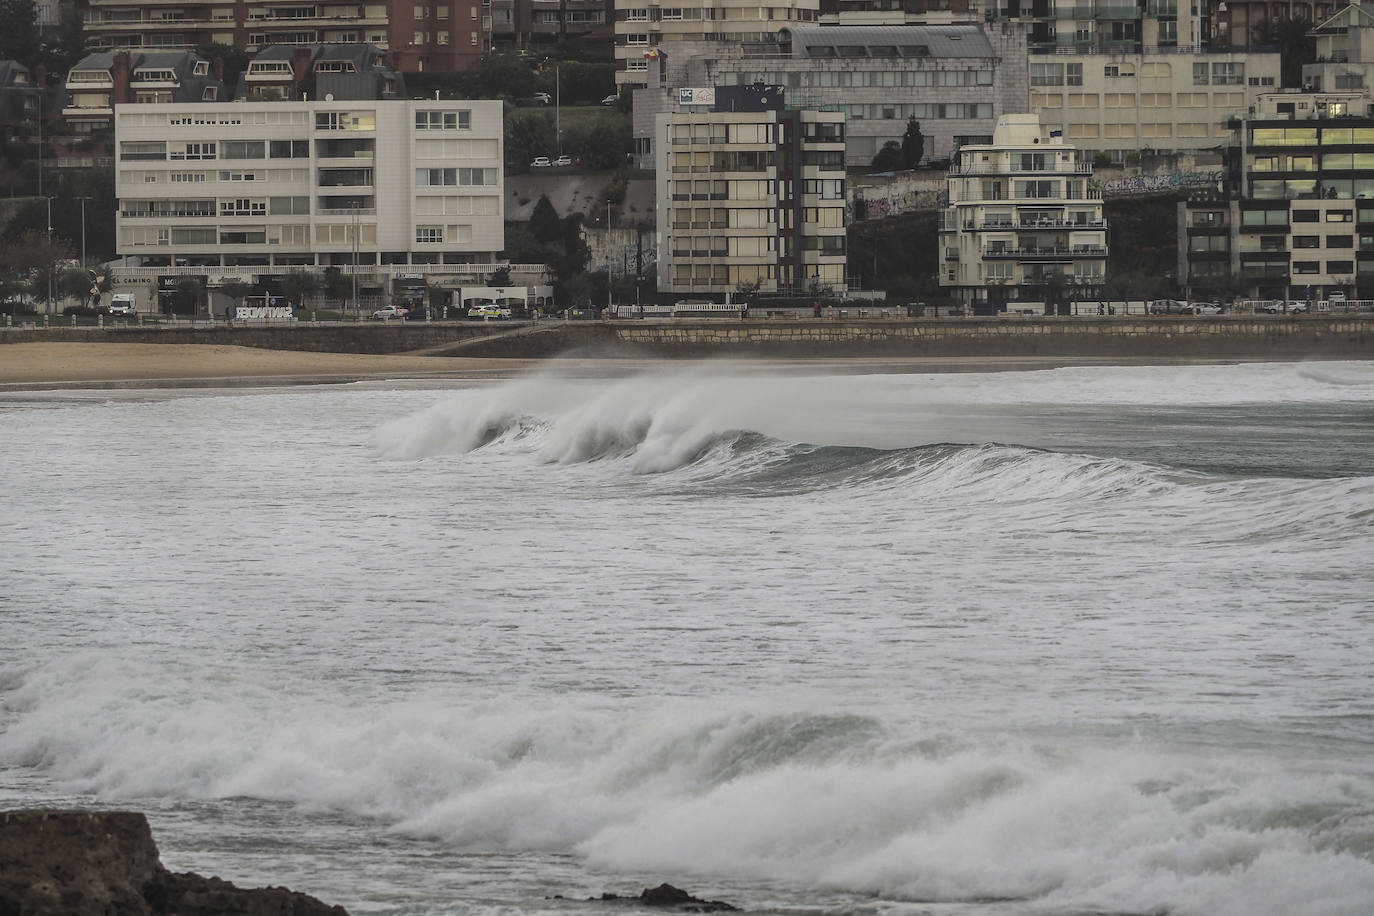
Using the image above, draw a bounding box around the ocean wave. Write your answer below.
[3,659,1373,915]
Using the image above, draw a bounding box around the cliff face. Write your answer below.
[0,810,349,916]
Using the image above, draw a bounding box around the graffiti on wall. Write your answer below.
[848,170,1228,221]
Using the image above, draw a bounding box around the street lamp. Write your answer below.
[45,196,54,313]
[77,196,92,266]
[351,204,359,319]
[606,199,612,315]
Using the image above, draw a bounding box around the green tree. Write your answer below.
[528,194,562,243]
[1255,17,1315,88]
[901,118,925,170]
[58,264,97,303]
[319,267,350,303]
[871,141,904,172]
[48,2,88,74]
[171,277,203,315]
[195,43,252,98]
[220,279,254,315]
[488,265,512,286]
[281,270,320,309]
[0,0,40,69]
[563,111,631,170]
[505,109,557,171]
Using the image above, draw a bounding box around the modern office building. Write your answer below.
[1027,49,1280,160]
[614,0,820,88]
[81,0,482,72]
[1178,90,1374,301]
[679,24,1028,166]
[113,99,504,299]
[655,85,847,298]
[939,112,1108,312]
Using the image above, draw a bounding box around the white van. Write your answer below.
[107,293,137,316]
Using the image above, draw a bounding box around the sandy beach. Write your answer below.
[0,341,1302,390]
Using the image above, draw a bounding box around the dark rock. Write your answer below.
[591,883,739,912]
[0,809,349,916]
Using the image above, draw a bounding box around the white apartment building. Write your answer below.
[1029,50,1282,159]
[655,86,847,297]
[939,113,1107,313]
[113,99,504,292]
[614,0,820,88]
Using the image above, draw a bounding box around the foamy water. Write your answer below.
[2,361,1373,915]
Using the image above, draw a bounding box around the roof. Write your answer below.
[1314,2,1374,32]
[778,24,996,59]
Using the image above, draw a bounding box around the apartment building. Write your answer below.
[487,0,612,47]
[986,0,1207,53]
[1213,0,1342,49]
[64,51,227,131]
[685,23,1028,166]
[1029,48,1281,159]
[82,0,482,72]
[655,85,847,298]
[614,0,820,88]
[939,113,1107,312]
[0,61,42,124]
[818,0,979,25]
[113,99,504,293]
[1178,91,1374,301]
[235,44,406,101]
[1304,3,1374,93]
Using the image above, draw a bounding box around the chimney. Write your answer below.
[112,51,131,106]
[293,46,313,86]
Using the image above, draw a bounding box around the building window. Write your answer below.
[416,226,443,243]
[415,110,470,130]
[1194,62,1209,86]
[1031,63,1063,86]
[1066,63,1082,87]
[1212,62,1244,85]
[1293,261,1320,274]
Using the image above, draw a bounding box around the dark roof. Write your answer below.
[778,24,996,59]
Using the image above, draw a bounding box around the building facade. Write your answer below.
[113,99,504,292]
[696,24,1028,166]
[82,0,482,72]
[939,113,1107,312]
[64,51,228,131]
[1304,3,1374,94]
[1178,91,1374,301]
[986,0,1209,54]
[487,0,612,48]
[614,0,820,88]
[655,86,847,298]
[818,0,979,25]
[1029,49,1281,159]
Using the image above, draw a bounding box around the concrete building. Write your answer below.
[1028,49,1281,160]
[113,99,504,303]
[632,23,1028,167]
[939,112,1107,312]
[613,0,820,88]
[655,85,847,299]
[81,0,482,73]
[64,51,227,131]
[1178,90,1374,302]
[986,0,1209,54]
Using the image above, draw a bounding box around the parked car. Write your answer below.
[1328,289,1347,303]
[372,305,408,320]
[530,92,551,105]
[601,94,619,106]
[1288,301,1310,313]
[468,303,511,320]
[552,155,572,167]
[530,157,551,168]
[1148,298,1186,315]
[1184,301,1223,315]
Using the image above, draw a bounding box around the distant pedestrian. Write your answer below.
[813,302,821,318]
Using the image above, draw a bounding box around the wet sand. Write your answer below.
[0,341,1286,391]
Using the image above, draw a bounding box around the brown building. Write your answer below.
[487,0,613,49]
[82,0,484,73]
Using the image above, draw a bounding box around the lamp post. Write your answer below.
[351,204,359,320]
[77,196,92,266]
[606,199,612,315]
[45,196,54,313]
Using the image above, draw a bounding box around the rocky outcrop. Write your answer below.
[594,883,739,912]
[0,810,349,916]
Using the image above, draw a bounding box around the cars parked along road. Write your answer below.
[372,305,408,320]
[530,157,551,168]
[553,155,572,167]
[468,303,512,320]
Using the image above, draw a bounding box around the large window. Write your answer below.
[415,109,471,130]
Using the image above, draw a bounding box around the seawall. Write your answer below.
[4,316,1372,360]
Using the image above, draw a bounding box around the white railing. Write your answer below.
[110,263,549,284]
